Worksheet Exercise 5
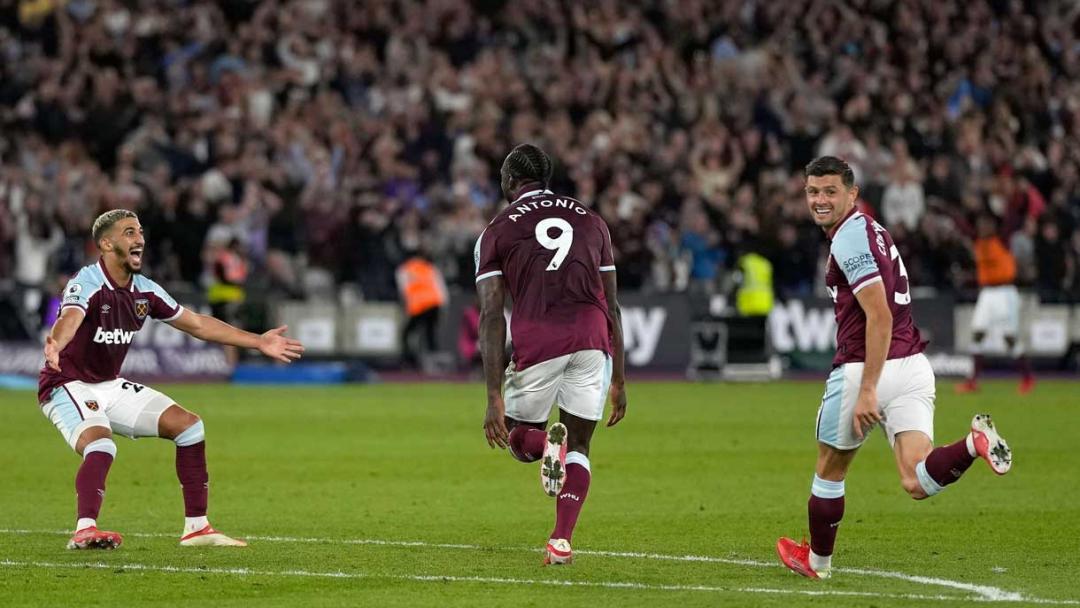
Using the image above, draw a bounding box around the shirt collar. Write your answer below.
[512,185,553,204]
[98,257,134,291]
[826,207,861,240]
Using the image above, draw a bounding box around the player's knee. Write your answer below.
[82,437,117,460]
[75,426,113,456]
[172,416,205,447]
[901,477,928,500]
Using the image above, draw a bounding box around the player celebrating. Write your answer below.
[40,209,304,550]
[776,157,1012,579]
[474,144,627,565]
[956,214,1035,394]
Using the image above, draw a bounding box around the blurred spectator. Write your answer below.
[396,251,448,372]
[881,161,926,232]
[207,237,249,366]
[0,0,1079,342]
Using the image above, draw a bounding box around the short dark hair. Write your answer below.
[805,156,855,188]
[503,143,553,187]
[92,209,138,244]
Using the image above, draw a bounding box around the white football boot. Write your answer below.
[541,423,568,497]
[544,538,573,565]
[971,414,1012,475]
[180,525,248,547]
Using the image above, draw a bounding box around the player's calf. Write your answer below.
[174,419,209,530]
[912,414,1010,498]
[74,437,116,538]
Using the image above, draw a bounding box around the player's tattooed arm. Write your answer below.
[44,306,87,372]
[852,281,893,439]
[477,275,509,449]
[601,269,627,427]
[168,309,304,363]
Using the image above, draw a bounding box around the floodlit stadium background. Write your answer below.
[2,0,1079,379]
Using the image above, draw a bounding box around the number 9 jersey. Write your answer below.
[474,188,615,371]
[825,210,927,367]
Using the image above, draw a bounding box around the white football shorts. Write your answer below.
[504,349,612,424]
[41,378,176,450]
[816,353,936,450]
[971,285,1021,335]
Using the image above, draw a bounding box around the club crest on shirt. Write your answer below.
[134,299,149,319]
[85,400,99,411]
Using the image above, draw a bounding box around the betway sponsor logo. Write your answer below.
[622,306,666,366]
[769,300,836,353]
[93,327,137,345]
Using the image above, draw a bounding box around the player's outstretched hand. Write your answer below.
[44,335,62,372]
[258,325,305,363]
[606,382,627,427]
[483,397,509,449]
[852,390,882,440]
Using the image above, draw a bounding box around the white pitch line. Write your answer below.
[0,559,968,602]
[837,566,1026,602]
[2,529,1076,605]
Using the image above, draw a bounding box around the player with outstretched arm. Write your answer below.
[475,144,627,565]
[40,209,304,550]
[776,157,1013,579]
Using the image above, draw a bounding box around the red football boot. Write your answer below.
[776,537,828,579]
[67,526,122,550]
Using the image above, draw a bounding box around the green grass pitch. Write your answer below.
[1,380,1078,607]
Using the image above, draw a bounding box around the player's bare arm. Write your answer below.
[168,309,304,364]
[852,281,892,439]
[601,269,627,427]
[44,306,87,372]
[477,274,509,449]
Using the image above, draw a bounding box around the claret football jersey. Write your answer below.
[825,209,926,367]
[38,258,183,403]
[474,188,614,370]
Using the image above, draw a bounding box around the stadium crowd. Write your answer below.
[2,0,1080,337]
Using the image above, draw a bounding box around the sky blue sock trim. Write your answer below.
[174,420,205,447]
[811,475,845,499]
[915,460,943,496]
[83,438,116,459]
[566,451,591,472]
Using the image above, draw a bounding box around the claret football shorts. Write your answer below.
[41,378,177,450]
[815,353,936,450]
[503,349,612,424]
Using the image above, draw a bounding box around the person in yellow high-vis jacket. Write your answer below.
[735,251,774,317]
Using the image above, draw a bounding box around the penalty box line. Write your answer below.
[0,528,1072,605]
[0,559,972,603]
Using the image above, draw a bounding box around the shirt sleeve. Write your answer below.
[831,218,882,293]
[60,272,98,312]
[144,279,184,321]
[474,227,503,283]
[598,218,616,272]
